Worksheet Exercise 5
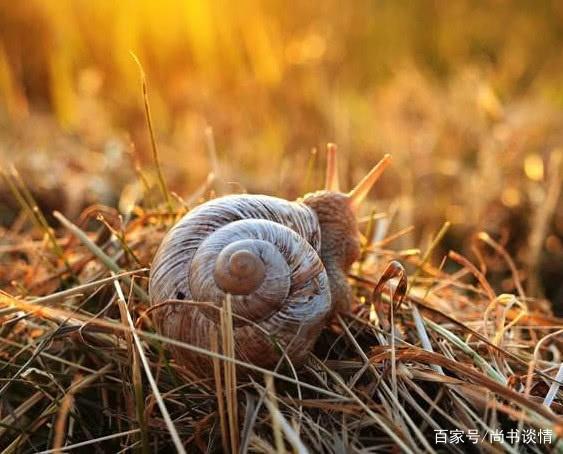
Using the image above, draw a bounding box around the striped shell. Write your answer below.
[149,194,332,374]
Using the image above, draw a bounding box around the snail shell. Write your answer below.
[149,195,331,374]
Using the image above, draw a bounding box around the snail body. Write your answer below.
[149,149,391,374]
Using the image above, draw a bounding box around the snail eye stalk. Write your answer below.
[348,154,392,209]
[325,143,340,192]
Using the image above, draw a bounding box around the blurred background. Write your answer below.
[0,0,562,311]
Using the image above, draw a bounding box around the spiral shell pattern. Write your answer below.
[149,195,332,373]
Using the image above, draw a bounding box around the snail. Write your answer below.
[149,146,391,375]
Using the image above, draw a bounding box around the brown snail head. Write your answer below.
[301,145,391,312]
[148,144,391,375]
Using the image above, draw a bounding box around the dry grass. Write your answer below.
[0,157,561,452]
